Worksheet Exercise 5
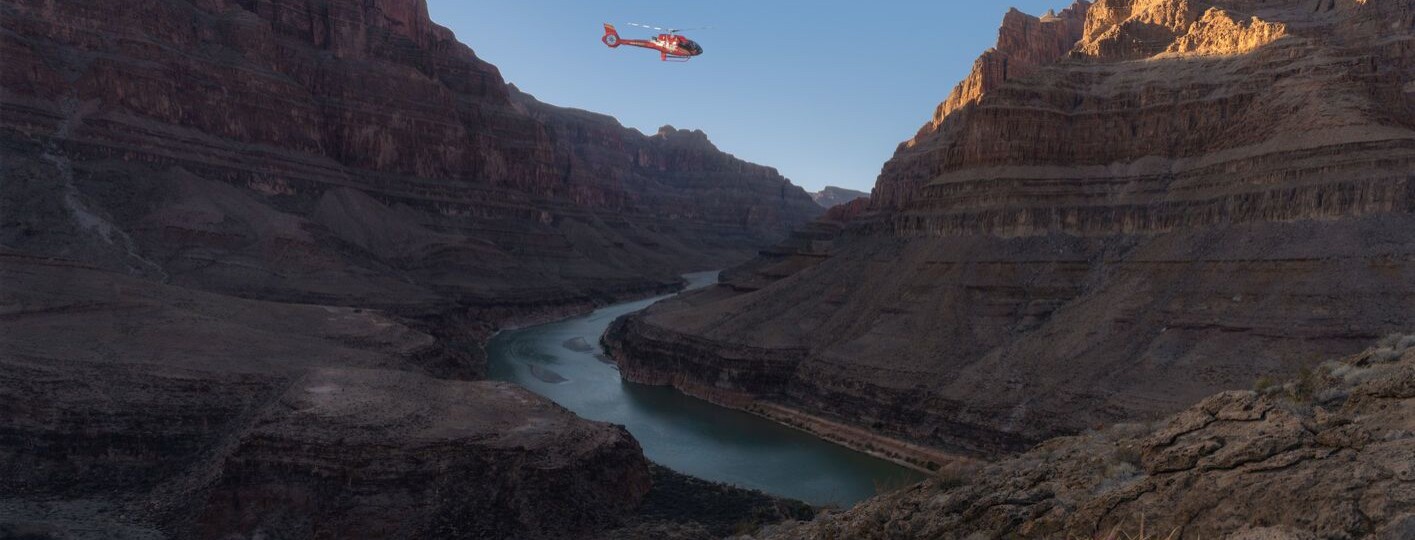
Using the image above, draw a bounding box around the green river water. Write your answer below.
[486,271,923,506]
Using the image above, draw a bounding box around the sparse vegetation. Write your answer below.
[1112,445,1143,468]
[1073,516,1180,540]
[1250,333,1415,406]
[1252,363,1333,407]
[1253,375,1279,392]
[1291,365,1323,402]
[872,474,915,495]
[1372,333,1415,362]
[1371,348,1404,363]
[933,469,968,491]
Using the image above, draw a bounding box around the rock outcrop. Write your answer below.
[0,254,651,538]
[607,0,1415,465]
[809,186,869,209]
[193,369,651,539]
[754,336,1415,539]
[877,1,1092,209]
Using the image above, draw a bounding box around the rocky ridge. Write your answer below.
[606,0,1415,468]
[753,335,1415,539]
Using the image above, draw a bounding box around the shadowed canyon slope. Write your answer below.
[606,0,1415,462]
[0,0,818,537]
[755,337,1415,539]
[1,0,821,318]
[0,253,652,538]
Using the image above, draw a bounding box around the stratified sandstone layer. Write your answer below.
[754,338,1415,539]
[0,254,651,538]
[194,369,651,539]
[607,0,1415,463]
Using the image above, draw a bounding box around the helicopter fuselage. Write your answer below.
[602,24,703,61]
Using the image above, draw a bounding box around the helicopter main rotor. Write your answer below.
[627,22,712,34]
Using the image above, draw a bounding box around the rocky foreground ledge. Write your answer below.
[752,336,1415,539]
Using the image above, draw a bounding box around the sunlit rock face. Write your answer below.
[609,0,1415,458]
[810,186,869,209]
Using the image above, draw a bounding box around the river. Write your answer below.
[486,271,923,506]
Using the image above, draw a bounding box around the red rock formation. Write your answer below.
[823,197,870,223]
[608,0,1415,463]
[874,1,1092,209]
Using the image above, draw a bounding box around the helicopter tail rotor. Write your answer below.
[602,23,620,47]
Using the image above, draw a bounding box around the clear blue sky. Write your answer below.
[427,1,1075,193]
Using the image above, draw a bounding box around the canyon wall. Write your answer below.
[607,0,1415,463]
[0,254,653,538]
[0,0,821,317]
[0,0,818,536]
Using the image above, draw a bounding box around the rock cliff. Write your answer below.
[0,0,820,537]
[754,336,1415,539]
[0,0,821,317]
[606,0,1415,466]
[0,254,651,538]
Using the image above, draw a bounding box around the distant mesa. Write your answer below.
[809,186,869,209]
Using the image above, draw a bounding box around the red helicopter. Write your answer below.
[602,23,705,62]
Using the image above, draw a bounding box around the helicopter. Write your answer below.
[602,23,705,62]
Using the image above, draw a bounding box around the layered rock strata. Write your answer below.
[755,337,1415,539]
[607,0,1415,464]
[0,0,821,318]
[0,254,651,538]
[0,0,821,537]
[193,369,651,539]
